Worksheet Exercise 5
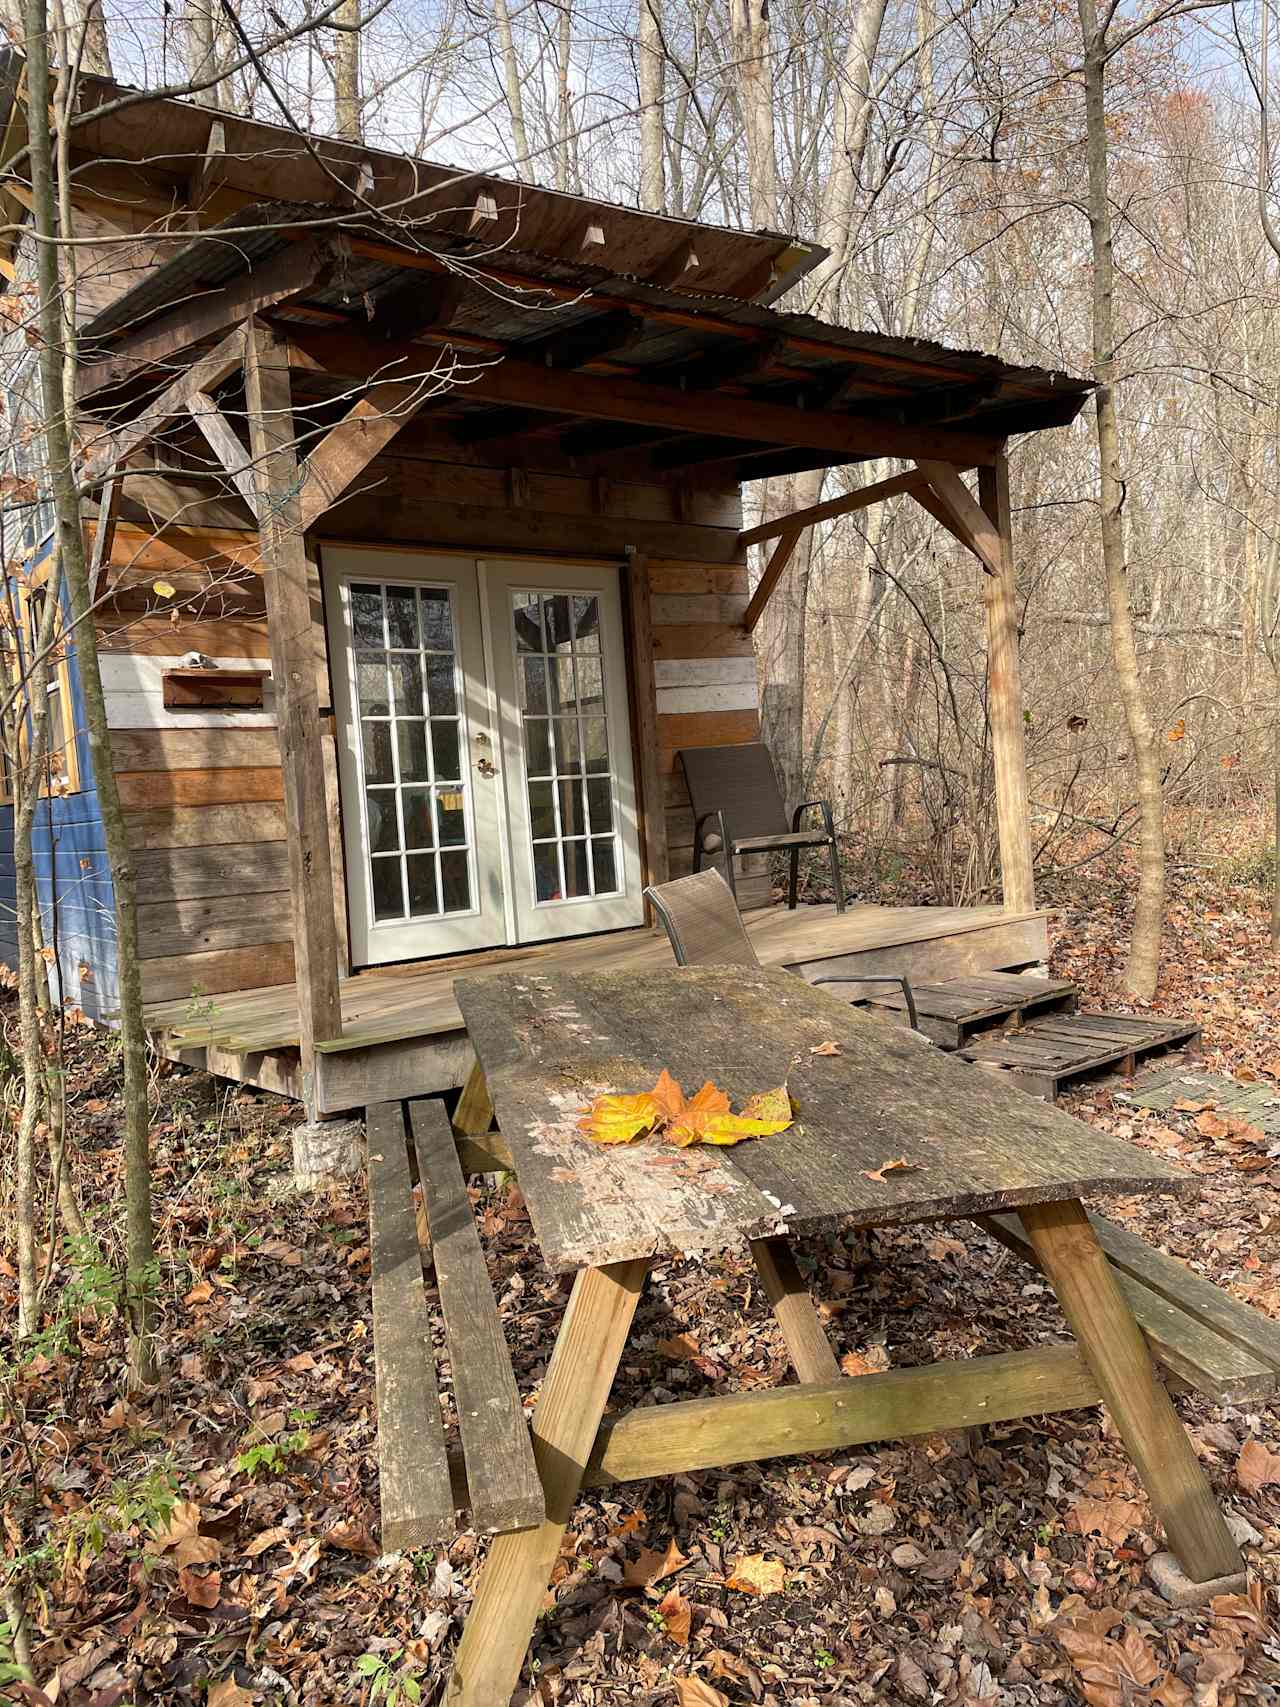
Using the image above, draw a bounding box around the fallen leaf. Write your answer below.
[674,1680,728,1707]
[1236,1437,1280,1494]
[326,1519,378,1556]
[1068,1497,1146,1548]
[624,1538,689,1588]
[175,1532,222,1568]
[862,1157,919,1182]
[151,579,176,599]
[809,1040,841,1055]
[206,1681,255,1707]
[658,1586,692,1646]
[147,1500,204,1554]
[242,1526,289,1558]
[608,1509,647,1538]
[178,1565,221,1608]
[577,1090,660,1145]
[724,1553,785,1596]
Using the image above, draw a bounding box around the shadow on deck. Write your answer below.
[146,902,1049,1117]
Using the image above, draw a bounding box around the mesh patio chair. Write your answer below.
[645,869,921,1033]
[677,742,845,913]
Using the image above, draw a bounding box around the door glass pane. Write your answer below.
[510,587,625,909]
[350,579,474,926]
[371,856,403,920]
[351,584,385,649]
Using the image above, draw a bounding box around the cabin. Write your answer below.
[0,54,1093,1118]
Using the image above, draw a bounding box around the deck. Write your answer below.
[147,902,1049,1116]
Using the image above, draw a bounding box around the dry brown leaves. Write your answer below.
[1235,1436,1280,1494]
[723,1553,785,1595]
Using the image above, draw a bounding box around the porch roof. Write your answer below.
[76,200,1092,490]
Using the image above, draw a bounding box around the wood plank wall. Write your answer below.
[93,473,761,1007]
[646,559,766,901]
[95,595,296,1005]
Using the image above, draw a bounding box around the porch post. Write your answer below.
[244,317,343,1114]
[978,448,1036,912]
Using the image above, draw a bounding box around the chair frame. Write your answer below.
[645,870,921,1033]
[680,745,846,914]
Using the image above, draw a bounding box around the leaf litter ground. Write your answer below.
[4,842,1280,1705]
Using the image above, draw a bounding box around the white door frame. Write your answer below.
[322,546,508,966]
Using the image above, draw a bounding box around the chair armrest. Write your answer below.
[791,798,836,838]
[810,973,921,1036]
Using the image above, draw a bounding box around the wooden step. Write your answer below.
[960,1012,1201,1100]
[860,972,1077,1049]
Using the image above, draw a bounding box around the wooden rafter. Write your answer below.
[297,378,438,531]
[914,459,1004,577]
[287,327,1003,468]
[186,391,260,516]
[77,236,343,401]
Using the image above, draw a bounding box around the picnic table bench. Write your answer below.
[360,963,1274,1704]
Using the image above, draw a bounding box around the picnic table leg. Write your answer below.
[1020,1199,1243,1585]
[453,1057,495,1137]
[446,1256,649,1706]
[750,1237,841,1383]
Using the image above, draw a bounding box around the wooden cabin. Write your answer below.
[0,56,1092,1117]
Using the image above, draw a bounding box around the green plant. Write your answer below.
[235,1410,316,1479]
[184,988,218,1025]
[355,1649,421,1705]
[0,1616,32,1689]
[815,1648,835,1670]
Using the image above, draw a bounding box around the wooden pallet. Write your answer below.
[960,1012,1201,1100]
[860,971,1077,1050]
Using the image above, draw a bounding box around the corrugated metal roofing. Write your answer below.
[78,203,1091,438]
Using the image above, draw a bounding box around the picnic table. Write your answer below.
[443,963,1244,1706]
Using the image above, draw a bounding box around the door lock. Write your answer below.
[476,756,497,778]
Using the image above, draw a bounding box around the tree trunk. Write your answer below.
[25,0,157,1381]
[637,0,664,211]
[334,0,361,142]
[1079,0,1165,998]
[494,0,530,178]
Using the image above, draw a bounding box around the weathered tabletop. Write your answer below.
[454,965,1193,1273]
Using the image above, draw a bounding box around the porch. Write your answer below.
[145,901,1049,1116]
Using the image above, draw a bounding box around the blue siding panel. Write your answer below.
[0,561,119,1020]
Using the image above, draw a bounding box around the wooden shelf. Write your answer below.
[162,667,271,710]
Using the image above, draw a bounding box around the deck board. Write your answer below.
[144,903,1049,1058]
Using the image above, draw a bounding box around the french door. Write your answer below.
[324,548,645,966]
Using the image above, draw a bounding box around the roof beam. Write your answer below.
[913,459,1003,576]
[77,235,344,401]
[284,328,1003,467]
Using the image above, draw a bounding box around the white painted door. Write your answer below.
[483,560,645,943]
[325,548,507,964]
[326,549,645,965]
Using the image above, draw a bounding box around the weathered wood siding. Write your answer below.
[92,453,762,1003]
[645,559,766,901]
[95,581,295,1004]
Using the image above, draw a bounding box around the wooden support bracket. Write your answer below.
[742,527,802,635]
[914,460,1004,577]
[186,391,260,517]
